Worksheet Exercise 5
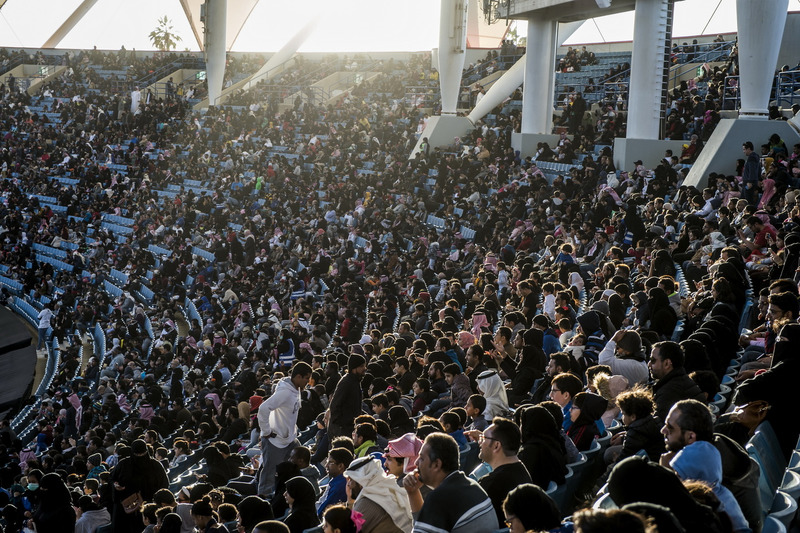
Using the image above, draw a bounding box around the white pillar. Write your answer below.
[243,16,320,92]
[42,0,100,48]
[627,0,669,139]
[737,0,789,118]
[522,18,556,134]
[438,0,469,115]
[468,54,525,124]
[205,0,227,107]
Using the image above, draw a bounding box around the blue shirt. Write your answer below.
[562,401,573,431]
[317,474,346,516]
[542,329,562,357]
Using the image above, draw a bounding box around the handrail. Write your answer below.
[722,75,741,110]
[668,40,735,88]
[774,69,800,108]
[670,40,735,66]
[211,57,301,107]
[0,56,24,76]
[135,56,206,88]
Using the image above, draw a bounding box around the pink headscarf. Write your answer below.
[471,313,489,337]
[205,393,221,412]
[68,393,82,430]
[138,403,155,422]
[458,331,476,350]
[386,433,424,474]
[758,178,776,209]
[600,185,623,206]
[483,253,498,272]
[116,393,131,414]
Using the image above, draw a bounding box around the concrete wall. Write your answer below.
[26,65,65,95]
[684,118,800,189]
[1,64,65,95]
[612,138,689,172]
[511,132,566,159]
[146,69,201,98]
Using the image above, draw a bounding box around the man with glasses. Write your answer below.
[476,418,532,524]
[548,372,583,430]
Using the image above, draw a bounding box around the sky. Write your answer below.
[0,0,798,53]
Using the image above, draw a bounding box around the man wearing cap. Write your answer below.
[328,354,367,439]
[345,456,413,533]
[598,329,650,385]
[257,362,312,497]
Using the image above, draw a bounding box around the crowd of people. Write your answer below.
[0,38,798,533]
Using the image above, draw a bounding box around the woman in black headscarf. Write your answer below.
[202,446,235,487]
[504,329,546,407]
[607,291,627,330]
[679,338,712,374]
[608,456,725,533]
[623,203,647,246]
[387,405,415,438]
[714,260,747,313]
[650,249,677,278]
[31,472,75,532]
[502,484,561,533]
[283,476,321,533]
[237,495,274,533]
[631,291,650,329]
[646,287,677,339]
[169,367,184,402]
[516,405,568,489]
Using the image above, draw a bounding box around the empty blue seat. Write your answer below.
[592,492,618,509]
[768,491,797,530]
[547,466,573,513]
[459,441,480,472]
[762,515,786,533]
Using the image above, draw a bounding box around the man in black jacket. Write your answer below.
[648,341,705,422]
[328,354,366,438]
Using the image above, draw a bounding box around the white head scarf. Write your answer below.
[476,370,509,422]
[569,272,585,292]
[345,457,413,532]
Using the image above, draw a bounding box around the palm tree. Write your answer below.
[149,16,182,52]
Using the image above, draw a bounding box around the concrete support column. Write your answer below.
[736,0,789,118]
[438,0,469,115]
[243,17,319,93]
[627,0,669,139]
[42,0,100,48]
[204,0,227,107]
[468,54,525,124]
[522,17,556,134]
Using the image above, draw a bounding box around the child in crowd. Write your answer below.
[439,411,468,450]
[541,282,557,321]
[465,394,488,432]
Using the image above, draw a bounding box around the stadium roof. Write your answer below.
[0,0,797,52]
